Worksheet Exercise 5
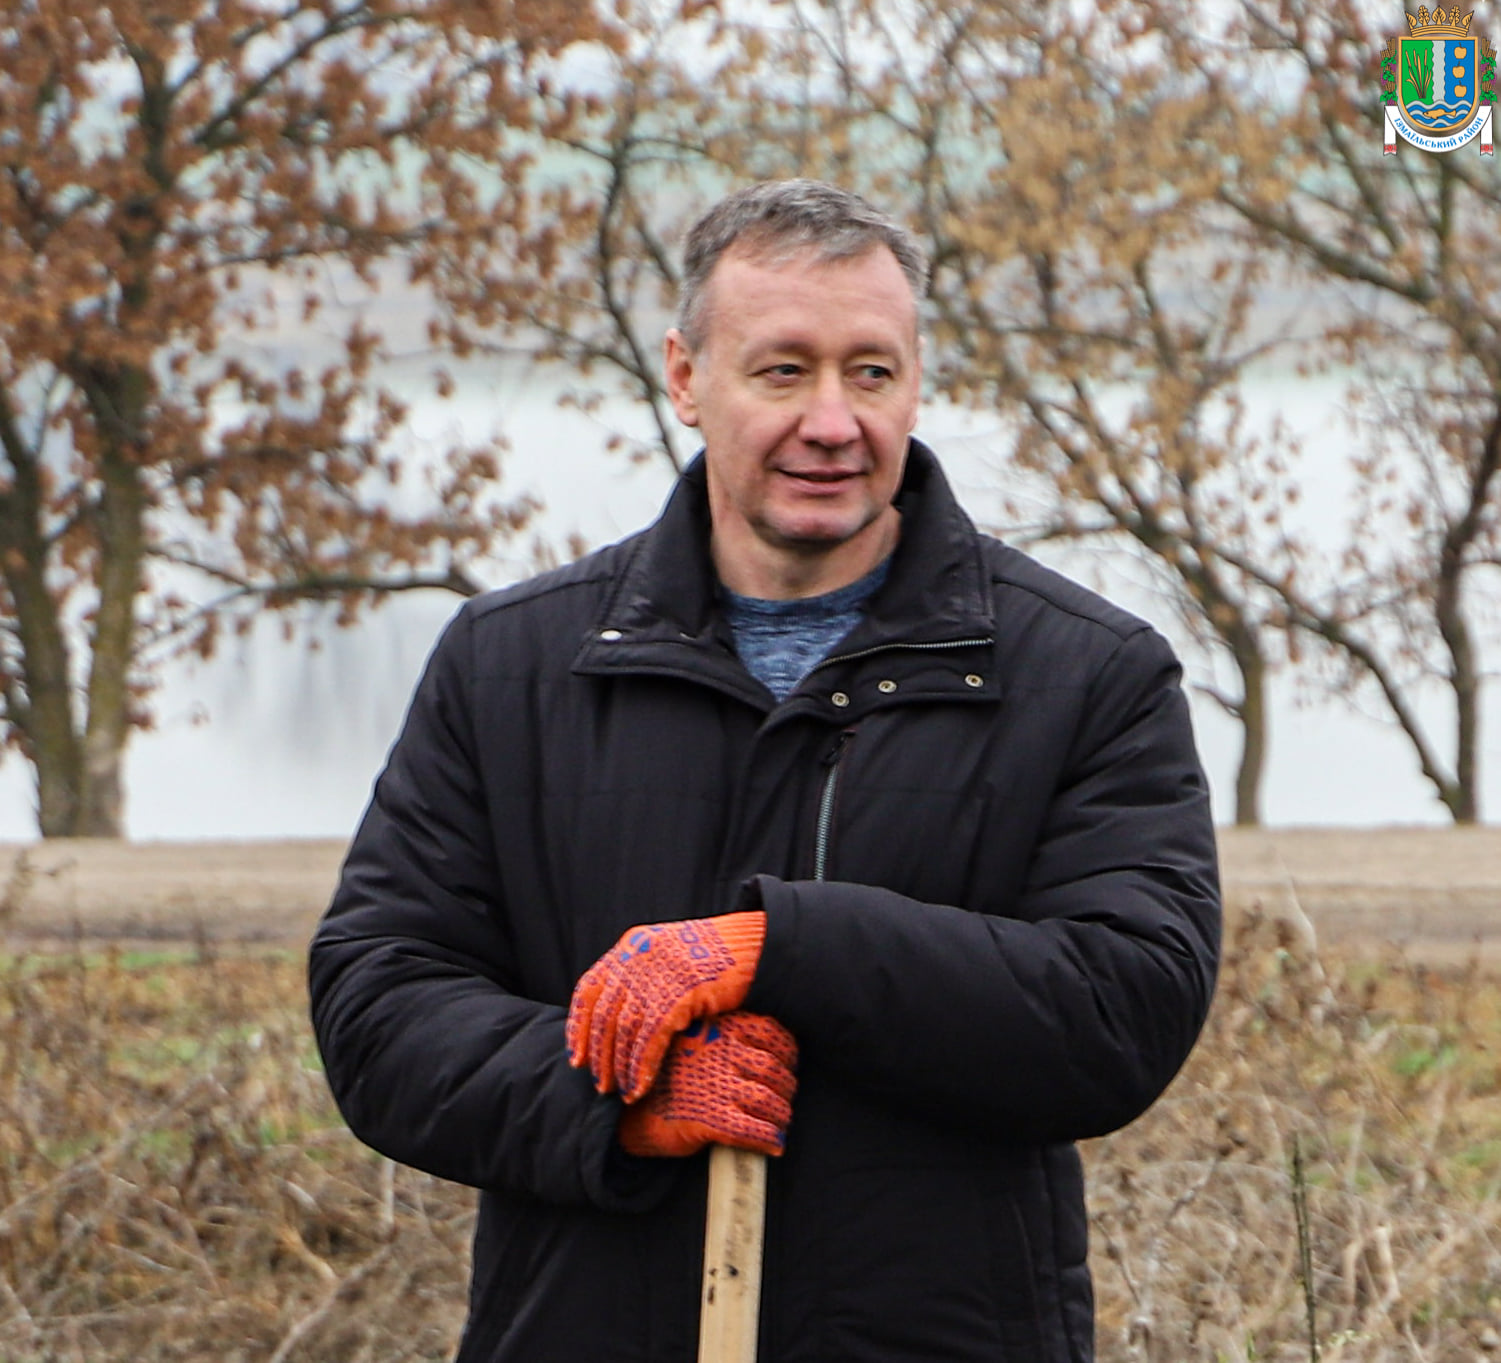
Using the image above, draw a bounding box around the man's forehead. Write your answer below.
[700,242,920,345]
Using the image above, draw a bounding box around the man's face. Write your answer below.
[664,243,922,597]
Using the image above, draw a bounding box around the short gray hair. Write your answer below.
[676,179,930,350]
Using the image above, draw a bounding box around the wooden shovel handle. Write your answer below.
[698,1145,768,1363]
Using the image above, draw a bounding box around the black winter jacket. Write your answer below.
[309,441,1221,1363]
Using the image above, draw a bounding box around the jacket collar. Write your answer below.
[574,439,995,684]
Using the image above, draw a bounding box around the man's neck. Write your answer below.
[712,511,901,601]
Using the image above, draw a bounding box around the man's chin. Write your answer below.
[763,519,868,552]
[760,508,898,560]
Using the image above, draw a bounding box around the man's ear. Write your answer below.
[663,329,701,428]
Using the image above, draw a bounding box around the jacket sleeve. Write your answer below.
[742,624,1221,1147]
[307,607,673,1212]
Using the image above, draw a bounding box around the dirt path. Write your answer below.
[0,838,347,949]
[2,827,1498,962]
[1215,825,1501,964]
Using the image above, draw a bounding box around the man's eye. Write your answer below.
[764,364,802,379]
[855,365,893,383]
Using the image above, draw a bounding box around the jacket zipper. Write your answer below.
[813,636,994,673]
[814,729,856,881]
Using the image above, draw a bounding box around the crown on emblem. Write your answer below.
[1406,6,1475,37]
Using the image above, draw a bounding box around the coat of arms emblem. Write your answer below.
[1381,7,1496,153]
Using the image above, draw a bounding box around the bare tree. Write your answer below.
[0,0,599,836]
[1182,0,1501,822]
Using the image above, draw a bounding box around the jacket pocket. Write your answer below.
[780,1164,1047,1362]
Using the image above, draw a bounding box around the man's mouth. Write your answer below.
[779,468,860,484]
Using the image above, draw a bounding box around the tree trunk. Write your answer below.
[1230,632,1267,827]
[0,388,88,836]
[77,447,144,839]
[1182,557,1267,827]
[22,688,128,839]
[74,366,151,839]
[1432,404,1498,825]
[77,738,128,838]
[5,565,86,837]
[1436,584,1480,826]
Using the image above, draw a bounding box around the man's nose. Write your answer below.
[798,371,860,447]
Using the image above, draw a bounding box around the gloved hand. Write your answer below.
[618,1012,798,1159]
[566,911,766,1100]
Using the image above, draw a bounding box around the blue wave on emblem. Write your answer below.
[1408,102,1474,128]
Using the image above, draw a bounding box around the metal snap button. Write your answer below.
[964,673,984,688]
[831,691,850,708]
[877,679,897,694]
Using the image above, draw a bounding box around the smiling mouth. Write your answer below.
[780,469,860,484]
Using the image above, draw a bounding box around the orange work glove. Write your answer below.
[619,1012,798,1159]
[566,911,766,1101]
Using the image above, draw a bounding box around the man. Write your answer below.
[309,179,1221,1362]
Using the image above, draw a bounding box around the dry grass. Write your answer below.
[1087,910,1501,1362]
[0,912,1498,1360]
[0,945,472,1361]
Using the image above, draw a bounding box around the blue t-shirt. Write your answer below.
[721,558,891,701]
